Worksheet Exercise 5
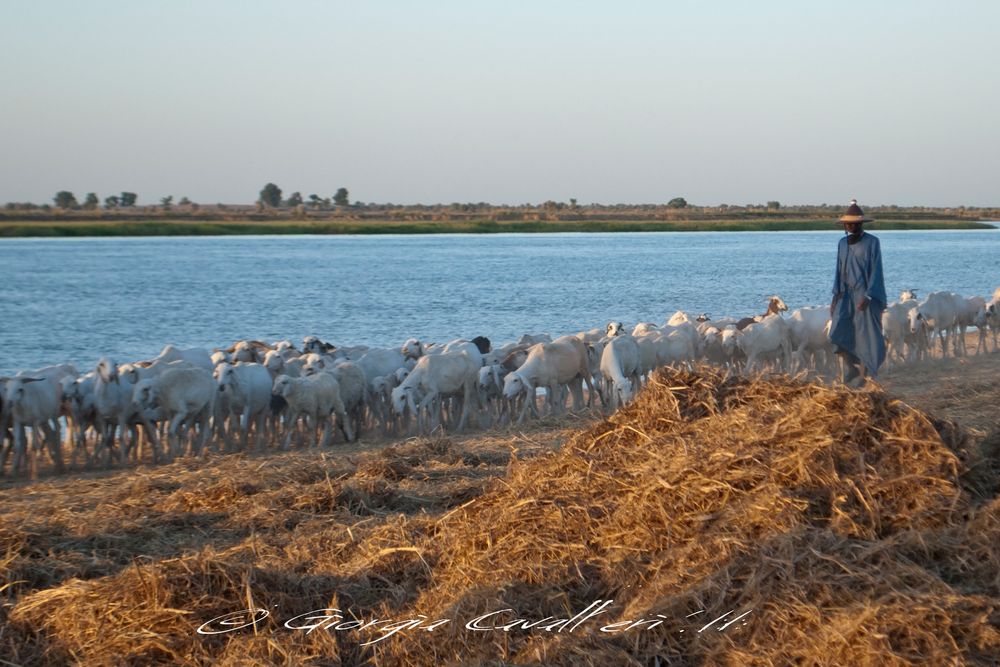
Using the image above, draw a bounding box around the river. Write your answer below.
[1,229,997,373]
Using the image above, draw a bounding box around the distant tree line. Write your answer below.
[258,183,351,209]
[4,189,999,222]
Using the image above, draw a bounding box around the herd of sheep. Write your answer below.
[1,286,998,478]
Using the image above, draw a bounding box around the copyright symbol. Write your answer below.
[197,608,270,635]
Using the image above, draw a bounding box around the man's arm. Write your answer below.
[831,240,843,316]
[865,237,887,308]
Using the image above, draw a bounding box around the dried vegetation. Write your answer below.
[2,366,999,665]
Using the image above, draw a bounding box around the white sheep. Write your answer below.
[502,336,593,423]
[734,314,792,373]
[310,361,365,441]
[133,365,215,459]
[914,292,961,358]
[216,362,273,450]
[787,306,834,373]
[955,294,986,356]
[92,358,136,466]
[882,299,920,366]
[599,334,641,411]
[391,351,480,433]
[272,373,350,448]
[0,365,74,476]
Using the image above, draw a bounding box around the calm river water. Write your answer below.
[1,229,997,374]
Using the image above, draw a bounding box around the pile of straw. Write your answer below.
[4,367,999,665]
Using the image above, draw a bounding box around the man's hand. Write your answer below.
[858,296,870,312]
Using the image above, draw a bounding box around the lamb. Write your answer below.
[502,336,593,423]
[216,362,273,450]
[61,371,98,464]
[914,291,961,358]
[882,299,920,366]
[583,338,610,407]
[92,358,137,466]
[719,326,747,369]
[734,314,791,373]
[370,373,405,433]
[132,365,215,459]
[599,334,641,411]
[954,294,986,356]
[973,304,994,354]
[391,351,481,433]
[309,361,365,441]
[477,364,510,426]
[272,373,351,448]
[906,307,932,362]
[0,366,73,476]
[787,306,834,373]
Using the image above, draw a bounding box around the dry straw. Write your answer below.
[2,366,999,665]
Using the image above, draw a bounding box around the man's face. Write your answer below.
[844,222,862,237]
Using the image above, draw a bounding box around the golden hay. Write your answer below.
[3,367,1000,665]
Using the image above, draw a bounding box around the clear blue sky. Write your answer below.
[3,1,999,207]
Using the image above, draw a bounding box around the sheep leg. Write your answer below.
[281,410,299,450]
[41,420,65,474]
[418,393,437,433]
[236,408,248,450]
[568,378,585,412]
[516,389,532,425]
[12,423,27,477]
[170,410,189,459]
[71,416,90,467]
[304,414,317,448]
[0,435,11,475]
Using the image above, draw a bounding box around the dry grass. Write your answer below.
[2,366,999,665]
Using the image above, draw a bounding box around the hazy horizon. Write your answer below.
[4,1,999,208]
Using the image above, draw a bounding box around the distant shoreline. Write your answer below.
[0,218,994,237]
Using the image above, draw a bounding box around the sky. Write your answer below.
[2,1,999,207]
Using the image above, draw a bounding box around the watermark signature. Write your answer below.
[196,599,752,646]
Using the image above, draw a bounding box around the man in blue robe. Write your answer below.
[829,199,886,386]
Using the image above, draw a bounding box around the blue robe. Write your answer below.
[829,232,887,376]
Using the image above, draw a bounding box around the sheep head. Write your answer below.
[272,375,293,398]
[401,338,423,360]
[390,385,411,415]
[502,372,531,400]
[96,358,119,383]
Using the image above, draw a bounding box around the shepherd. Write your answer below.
[829,199,886,386]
